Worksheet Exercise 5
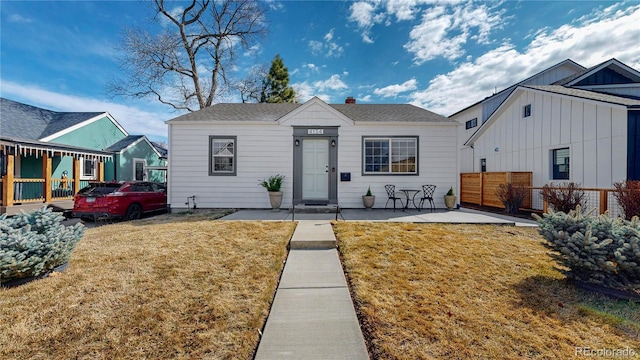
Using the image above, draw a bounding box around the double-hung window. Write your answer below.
[80,157,97,180]
[209,136,237,176]
[363,137,418,175]
[552,148,570,180]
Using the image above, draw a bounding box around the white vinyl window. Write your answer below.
[80,157,97,180]
[363,137,418,175]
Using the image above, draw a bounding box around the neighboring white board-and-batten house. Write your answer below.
[165,97,459,211]
[451,58,640,190]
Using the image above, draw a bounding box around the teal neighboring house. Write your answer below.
[0,98,166,215]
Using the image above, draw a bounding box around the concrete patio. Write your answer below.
[219,207,538,227]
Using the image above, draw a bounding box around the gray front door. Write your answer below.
[302,138,329,200]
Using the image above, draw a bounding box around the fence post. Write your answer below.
[599,190,608,215]
[543,199,548,213]
[43,153,52,203]
[4,153,14,207]
[479,172,484,206]
[73,158,80,194]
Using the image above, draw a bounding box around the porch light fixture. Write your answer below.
[295,139,300,146]
[331,140,336,147]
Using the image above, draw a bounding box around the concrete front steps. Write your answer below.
[289,220,337,249]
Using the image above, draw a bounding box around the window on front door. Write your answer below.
[363,137,418,175]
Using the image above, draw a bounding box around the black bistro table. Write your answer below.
[399,189,420,211]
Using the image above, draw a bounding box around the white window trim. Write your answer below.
[80,157,97,180]
[362,137,419,175]
[133,158,147,181]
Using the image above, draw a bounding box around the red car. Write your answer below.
[72,181,167,221]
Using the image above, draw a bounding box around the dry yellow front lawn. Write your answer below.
[0,215,295,359]
[335,223,640,360]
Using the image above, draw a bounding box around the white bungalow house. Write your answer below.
[165,97,459,211]
[451,58,640,194]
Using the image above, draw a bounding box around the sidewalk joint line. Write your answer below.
[279,285,347,290]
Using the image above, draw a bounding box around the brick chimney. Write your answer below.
[345,96,356,104]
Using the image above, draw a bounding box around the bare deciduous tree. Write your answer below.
[234,64,267,103]
[109,0,267,111]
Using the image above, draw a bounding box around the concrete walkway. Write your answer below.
[254,220,369,360]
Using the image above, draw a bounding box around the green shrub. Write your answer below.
[533,206,640,291]
[540,182,586,213]
[495,183,529,214]
[613,180,640,221]
[0,207,84,284]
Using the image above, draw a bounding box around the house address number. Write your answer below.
[307,129,324,135]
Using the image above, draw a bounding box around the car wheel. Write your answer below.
[125,203,143,220]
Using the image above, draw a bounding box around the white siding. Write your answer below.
[471,89,628,189]
[450,105,482,173]
[336,123,458,209]
[169,123,293,209]
[168,108,458,210]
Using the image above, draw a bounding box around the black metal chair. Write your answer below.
[418,184,436,212]
[385,184,404,212]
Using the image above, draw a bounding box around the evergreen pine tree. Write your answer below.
[260,54,296,103]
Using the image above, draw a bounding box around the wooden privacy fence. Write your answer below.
[461,172,623,217]
[460,172,533,209]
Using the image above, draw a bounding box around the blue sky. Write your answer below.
[1,0,639,143]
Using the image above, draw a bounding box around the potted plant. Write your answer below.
[362,186,375,210]
[444,187,456,210]
[259,174,285,211]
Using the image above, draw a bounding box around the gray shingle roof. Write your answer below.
[523,85,640,107]
[104,135,146,152]
[0,97,105,140]
[168,103,302,122]
[167,102,453,123]
[331,104,451,122]
[151,142,168,158]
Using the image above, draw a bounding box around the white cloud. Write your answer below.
[8,14,33,23]
[348,1,379,29]
[348,1,385,43]
[374,79,418,97]
[313,74,348,91]
[404,3,505,64]
[309,29,344,58]
[291,74,349,103]
[303,63,319,72]
[359,94,373,102]
[408,3,640,116]
[349,1,504,60]
[309,40,324,54]
[1,81,170,140]
[324,28,335,42]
